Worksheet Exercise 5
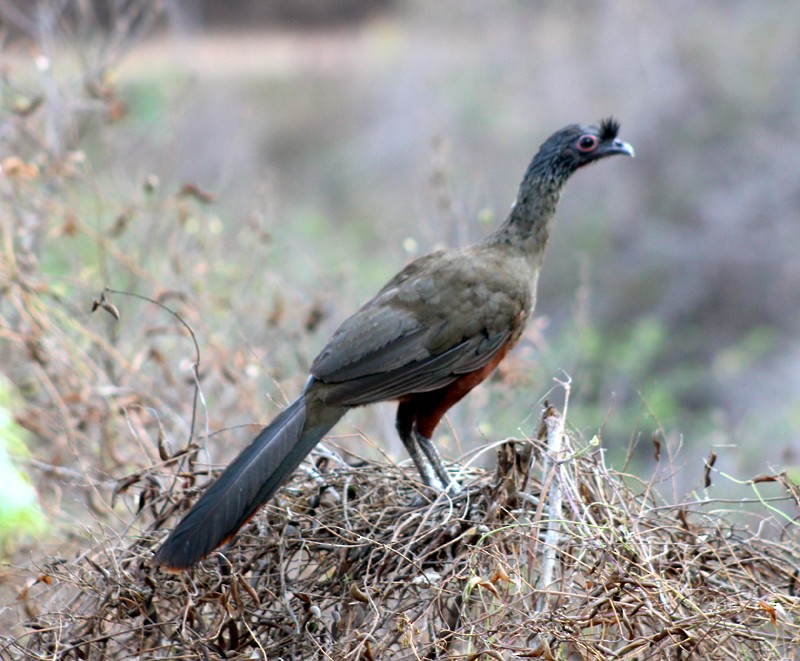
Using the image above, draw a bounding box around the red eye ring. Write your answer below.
[577,135,598,152]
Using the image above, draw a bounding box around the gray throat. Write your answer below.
[484,170,565,266]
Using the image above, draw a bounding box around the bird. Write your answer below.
[153,118,634,571]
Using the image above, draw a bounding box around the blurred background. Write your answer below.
[1,0,799,559]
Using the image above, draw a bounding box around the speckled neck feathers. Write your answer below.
[484,130,578,260]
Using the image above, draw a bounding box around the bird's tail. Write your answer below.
[153,395,342,571]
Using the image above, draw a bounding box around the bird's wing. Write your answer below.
[310,304,432,382]
[309,247,527,407]
[311,315,512,407]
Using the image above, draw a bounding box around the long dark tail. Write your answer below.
[153,395,342,570]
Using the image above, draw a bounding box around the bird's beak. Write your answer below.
[603,139,635,158]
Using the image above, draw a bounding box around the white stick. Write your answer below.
[536,401,567,611]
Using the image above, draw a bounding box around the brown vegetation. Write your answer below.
[6,405,800,658]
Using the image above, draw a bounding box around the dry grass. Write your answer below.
[4,403,799,659]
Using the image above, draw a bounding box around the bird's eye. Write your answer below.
[577,135,598,152]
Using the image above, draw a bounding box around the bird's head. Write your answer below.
[532,117,635,181]
[501,117,634,249]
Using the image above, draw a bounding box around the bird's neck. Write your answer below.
[483,164,567,266]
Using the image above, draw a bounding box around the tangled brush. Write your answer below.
[5,404,800,659]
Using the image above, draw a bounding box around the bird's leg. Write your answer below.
[396,401,446,491]
[413,426,461,495]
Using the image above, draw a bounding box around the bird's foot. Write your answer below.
[407,477,461,507]
[407,489,437,507]
[443,476,462,496]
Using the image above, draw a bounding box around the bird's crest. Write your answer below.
[599,116,621,141]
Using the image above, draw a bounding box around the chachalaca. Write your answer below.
[153,118,634,570]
